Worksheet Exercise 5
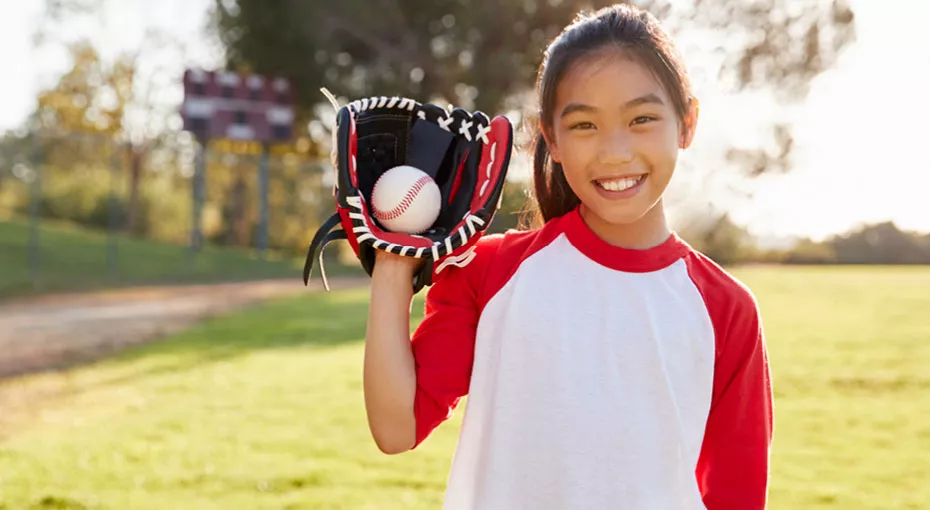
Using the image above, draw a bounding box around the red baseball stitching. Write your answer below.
[373,175,432,221]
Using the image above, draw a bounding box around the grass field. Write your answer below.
[0,219,307,300]
[0,266,928,509]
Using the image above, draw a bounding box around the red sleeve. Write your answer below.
[688,255,774,509]
[410,235,502,448]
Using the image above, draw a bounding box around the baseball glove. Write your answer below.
[303,91,513,293]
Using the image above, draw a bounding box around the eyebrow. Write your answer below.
[559,93,665,118]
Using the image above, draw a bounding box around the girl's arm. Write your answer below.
[362,235,500,454]
[362,251,422,454]
[696,294,774,509]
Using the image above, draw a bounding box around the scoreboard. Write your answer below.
[180,68,296,144]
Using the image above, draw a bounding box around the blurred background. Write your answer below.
[2,0,928,296]
[0,1,927,509]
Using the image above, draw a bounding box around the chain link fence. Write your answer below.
[0,130,337,299]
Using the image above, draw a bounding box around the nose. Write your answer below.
[598,129,635,165]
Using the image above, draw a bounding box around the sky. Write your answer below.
[0,0,927,242]
[718,0,930,241]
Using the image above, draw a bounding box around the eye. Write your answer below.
[569,121,595,130]
[631,116,657,126]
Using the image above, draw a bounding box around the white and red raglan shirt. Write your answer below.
[409,206,774,510]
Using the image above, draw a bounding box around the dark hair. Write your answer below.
[524,3,693,227]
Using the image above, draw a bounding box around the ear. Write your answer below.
[540,123,562,163]
[679,96,700,149]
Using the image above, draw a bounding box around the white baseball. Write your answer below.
[371,165,441,234]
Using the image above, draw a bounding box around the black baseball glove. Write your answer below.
[303,92,514,293]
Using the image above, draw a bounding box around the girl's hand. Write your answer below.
[373,250,426,280]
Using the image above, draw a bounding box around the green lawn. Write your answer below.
[0,219,309,300]
[0,266,928,509]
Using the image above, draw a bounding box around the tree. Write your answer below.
[22,42,130,227]
[678,213,756,265]
[782,239,837,265]
[31,0,209,235]
[12,0,332,256]
[779,222,930,265]
[212,0,857,264]
[34,42,133,137]
[828,222,930,265]
[215,0,854,110]
[213,0,855,170]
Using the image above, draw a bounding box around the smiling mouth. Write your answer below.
[594,174,647,192]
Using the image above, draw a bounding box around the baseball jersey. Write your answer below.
[409,206,773,510]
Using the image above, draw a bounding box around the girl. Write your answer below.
[363,4,773,509]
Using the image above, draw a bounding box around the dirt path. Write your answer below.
[0,277,365,380]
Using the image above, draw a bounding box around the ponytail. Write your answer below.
[523,129,580,229]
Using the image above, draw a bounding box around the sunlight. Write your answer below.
[1,0,927,241]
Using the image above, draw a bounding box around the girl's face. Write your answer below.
[547,51,695,230]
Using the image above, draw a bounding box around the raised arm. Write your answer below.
[363,251,422,454]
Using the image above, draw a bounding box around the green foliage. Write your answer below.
[4,1,864,273]
[38,166,115,229]
[829,222,930,265]
[33,42,134,137]
[0,31,331,260]
[212,0,856,117]
[780,223,930,265]
[677,214,930,267]
[0,131,331,260]
[782,239,838,265]
[0,267,927,508]
[680,213,756,266]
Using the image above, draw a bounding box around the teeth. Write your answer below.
[597,175,643,192]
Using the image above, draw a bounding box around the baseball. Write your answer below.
[371,165,441,234]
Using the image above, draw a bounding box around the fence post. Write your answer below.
[190,139,207,258]
[27,134,42,290]
[107,140,122,282]
[257,145,269,260]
